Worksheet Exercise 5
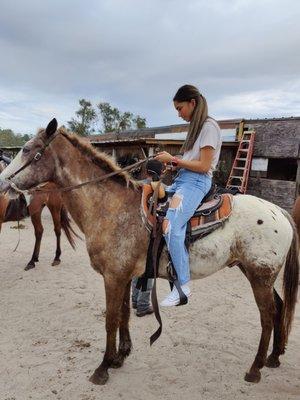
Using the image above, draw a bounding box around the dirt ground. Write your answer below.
[0,210,299,400]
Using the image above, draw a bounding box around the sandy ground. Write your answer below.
[0,210,299,400]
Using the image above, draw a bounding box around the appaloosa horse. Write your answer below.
[0,119,298,385]
[0,161,78,270]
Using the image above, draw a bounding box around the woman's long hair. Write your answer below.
[173,84,208,153]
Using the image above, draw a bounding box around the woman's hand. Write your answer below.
[154,151,173,164]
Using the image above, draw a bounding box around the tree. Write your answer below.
[133,115,147,129]
[68,99,97,136]
[97,102,146,133]
[0,128,30,147]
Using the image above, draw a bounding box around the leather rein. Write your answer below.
[4,132,150,195]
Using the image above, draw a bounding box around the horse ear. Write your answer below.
[45,118,58,138]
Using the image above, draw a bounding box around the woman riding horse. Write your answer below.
[155,85,221,306]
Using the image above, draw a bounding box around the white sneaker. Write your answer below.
[160,284,191,307]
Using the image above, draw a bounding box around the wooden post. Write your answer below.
[237,120,244,141]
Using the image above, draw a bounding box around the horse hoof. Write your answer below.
[24,263,35,271]
[119,340,132,358]
[265,355,280,368]
[52,259,61,266]
[110,355,124,369]
[89,370,109,385]
[244,370,261,383]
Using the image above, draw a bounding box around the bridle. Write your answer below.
[5,132,59,181]
[4,131,151,194]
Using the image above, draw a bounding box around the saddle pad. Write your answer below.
[191,193,233,228]
[141,184,155,232]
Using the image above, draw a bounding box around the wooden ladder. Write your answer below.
[226,130,255,193]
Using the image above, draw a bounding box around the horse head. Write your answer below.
[0,118,58,196]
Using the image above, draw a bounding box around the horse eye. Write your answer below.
[23,147,30,154]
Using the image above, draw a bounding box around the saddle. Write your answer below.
[141,183,234,242]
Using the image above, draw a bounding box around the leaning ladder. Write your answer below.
[226,130,255,193]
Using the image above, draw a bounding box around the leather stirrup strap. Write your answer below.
[167,259,188,306]
[149,181,163,346]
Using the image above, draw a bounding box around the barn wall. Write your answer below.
[247,178,296,212]
[248,120,300,159]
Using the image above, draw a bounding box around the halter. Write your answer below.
[4,131,152,195]
[5,132,59,181]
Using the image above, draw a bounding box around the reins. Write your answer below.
[148,180,164,345]
[29,157,150,195]
[4,131,152,195]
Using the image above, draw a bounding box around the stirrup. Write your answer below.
[166,261,188,306]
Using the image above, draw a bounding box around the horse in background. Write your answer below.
[0,162,10,230]
[0,160,78,270]
[292,196,300,240]
[0,119,298,386]
[25,182,79,270]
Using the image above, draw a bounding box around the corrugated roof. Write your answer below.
[87,116,300,144]
[87,118,243,142]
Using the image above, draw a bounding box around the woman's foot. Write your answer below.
[160,284,191,307]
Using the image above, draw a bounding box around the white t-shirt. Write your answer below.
[182,118,221,177]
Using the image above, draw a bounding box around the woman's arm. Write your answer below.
[155,147,214,173]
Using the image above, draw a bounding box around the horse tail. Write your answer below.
[280,210,299,351]
[60,205,81,249]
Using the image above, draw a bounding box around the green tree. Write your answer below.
[68,99,97,136]
[0,128,30,147]
[133,115,147,129]
[97,102,146,133]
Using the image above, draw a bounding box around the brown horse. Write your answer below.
[0,119,298,386]
[292,196,300,240]
[0,173,77,270]
[0,162,10,231]
[25,182,78,270]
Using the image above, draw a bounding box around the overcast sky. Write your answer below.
[1,0,300,134]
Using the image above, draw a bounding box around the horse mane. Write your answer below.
[48,127,137,188]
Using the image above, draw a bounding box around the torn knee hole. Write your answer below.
[169,194,183,209]
[162,219,170,234]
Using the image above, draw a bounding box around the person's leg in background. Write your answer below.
[131,277,154,317]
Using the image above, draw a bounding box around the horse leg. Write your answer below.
[25,211,43,270]
[89,277,126,385]
[265,288,284,368]
[111,280,132,368]
[245,281,276,383]
[49,206,62,266]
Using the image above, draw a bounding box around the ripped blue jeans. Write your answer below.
[164,169,212,286]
